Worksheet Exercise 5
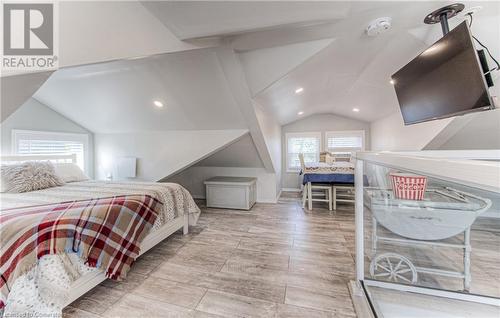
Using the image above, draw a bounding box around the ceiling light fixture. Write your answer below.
[295,87,304,94]
[298,111,304,115]
[389,79,395,85]
[352,108,360,112]
[153,100,164,108]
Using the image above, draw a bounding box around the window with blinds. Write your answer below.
[325,131,365,153]
[286,132,321,172]
[12,130,88,171]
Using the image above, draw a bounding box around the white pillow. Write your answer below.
[325,154,335,165]
[1,161,65,193]
[54,163,89,183]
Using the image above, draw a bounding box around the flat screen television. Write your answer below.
[392,21,494,125]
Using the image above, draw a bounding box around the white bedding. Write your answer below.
[0,180,200,227]
[0,180,200,317]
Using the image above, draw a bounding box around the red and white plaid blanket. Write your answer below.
[0,194,162,310]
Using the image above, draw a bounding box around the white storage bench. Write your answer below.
[204,176,257,210]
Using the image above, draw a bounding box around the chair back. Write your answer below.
[299,153,306,171]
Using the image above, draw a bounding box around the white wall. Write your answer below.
[281,113,370,189]
[168,166,279,203]
[436,109,500,150]
[94,129,248,181]
[370,111,452,151]
[0,98,94,176]
[165,133,280,203]
[215,47,277,173]
[254,103,282,196]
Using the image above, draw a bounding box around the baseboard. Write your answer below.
[275,190,282,203]
[348,281,375,318]
[258,198,279,204]
[193,193,278,204]
[282,188,301,192]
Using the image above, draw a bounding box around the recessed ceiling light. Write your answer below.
[298,111,304,115]
[389,79,395,85]
[352,108,360,112]
[295,87,304,94]
[153,100,164,108]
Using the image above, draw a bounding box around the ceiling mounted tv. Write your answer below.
[392,21,494,125]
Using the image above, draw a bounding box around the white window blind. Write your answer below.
[12,130,88,172]
[325,131,365,153]
[286,132,321,172]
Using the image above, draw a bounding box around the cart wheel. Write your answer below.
[370,253,418,284]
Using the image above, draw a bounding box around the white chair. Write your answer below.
[299,153,333,211]
[332,185,355,210]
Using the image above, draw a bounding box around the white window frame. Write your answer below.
[11,129,90,173]
[324,130,365,154]
[285,131,322,173]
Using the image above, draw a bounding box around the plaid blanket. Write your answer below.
[0,194,162,310]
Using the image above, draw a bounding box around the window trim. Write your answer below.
[11,129,90,173]
[324,130,365,153]
[285,131,322,173]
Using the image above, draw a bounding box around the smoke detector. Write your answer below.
[366,17,392,36]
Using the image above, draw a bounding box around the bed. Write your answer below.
[0,154,200,316]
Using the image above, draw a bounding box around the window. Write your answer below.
[286,132,321,172]
[12,130,89,172]
[325,130,365,154]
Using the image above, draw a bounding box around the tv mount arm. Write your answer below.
[424,3,465,36]
[423,3,496,90]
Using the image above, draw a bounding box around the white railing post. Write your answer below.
[355,158,364,282]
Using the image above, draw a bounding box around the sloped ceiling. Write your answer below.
[58,1,218,69]
[195,133,264,168]
[425,109,500,150]
[140,1,351,40]
[11,1,499,134]
[34,48,247,133]
[1,72,54,122]
[239,38,335,96]
[236,1,499,124]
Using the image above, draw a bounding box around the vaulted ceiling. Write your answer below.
[18,1,500,130]
[239,1,499,124]
[142,1,499,124]
[34,48,247,133]
[140,1,352,40]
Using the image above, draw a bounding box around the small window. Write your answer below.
[12,130,89,172]
[325,130,365,154]
[286,132,321,172]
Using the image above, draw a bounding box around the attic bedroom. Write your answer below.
[1,1,499,318]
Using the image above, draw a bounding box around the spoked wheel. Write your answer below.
[369,253,418,284]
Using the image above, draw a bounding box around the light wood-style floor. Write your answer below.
[63,192,358,318]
